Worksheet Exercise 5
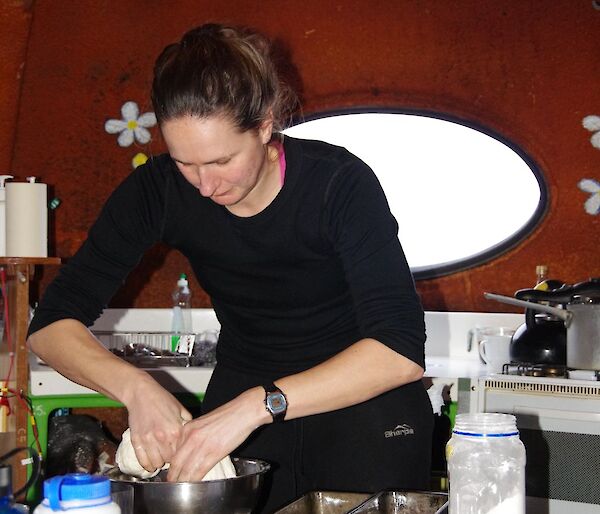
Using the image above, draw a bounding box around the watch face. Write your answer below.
[266,392,287,414]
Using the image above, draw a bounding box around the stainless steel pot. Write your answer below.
[566,298,600,369]
[485,278,600,370]
[107,457,270,514]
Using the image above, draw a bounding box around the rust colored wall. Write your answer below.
[7,1,600,313]
[0,1,33,171]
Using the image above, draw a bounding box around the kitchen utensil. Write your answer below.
[110,481,134,514]
[107,457,270,514]
[509,310,566,365]
[432,501,448,514]
[274,491,371,513]
[479,335,512,372]
[447,414,525,514]
[346,490,448,514]
[466,326,515,354]
[485,278,567,365]
[485,278,600,370]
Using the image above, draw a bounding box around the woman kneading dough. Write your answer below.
[116,428,236,481]
[27,23,432,513]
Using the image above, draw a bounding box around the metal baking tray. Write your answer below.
[347,491,448,514]
[119,354,190,367]
[275,491,371,513]
[93,331,218,367]
[275,491,447,514]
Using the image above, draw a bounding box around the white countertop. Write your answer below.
[29,356,488,396]
[28,355,492,397]
[29,355,215,396]
[29,308,522,397]
[425,356,489,378]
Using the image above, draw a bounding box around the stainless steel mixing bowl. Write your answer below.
[107,457,270,514]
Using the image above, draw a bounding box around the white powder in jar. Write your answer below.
[486,493,525,514]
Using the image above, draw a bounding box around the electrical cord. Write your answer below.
[0,446,42,498]
[0,388,42,457]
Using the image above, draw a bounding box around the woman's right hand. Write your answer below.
[27,319,192,472]
[121,373,192,473]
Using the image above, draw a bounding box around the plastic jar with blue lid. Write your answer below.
[446,413,526,514]
[33,473,120,513]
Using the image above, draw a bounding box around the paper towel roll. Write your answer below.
[0,175,14,257]
[6,179,48,257]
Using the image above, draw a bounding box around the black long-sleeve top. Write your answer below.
[29,136,426,378]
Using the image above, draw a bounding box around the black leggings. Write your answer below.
[202,365,434,513]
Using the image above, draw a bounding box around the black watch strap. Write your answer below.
[263,382,288,422]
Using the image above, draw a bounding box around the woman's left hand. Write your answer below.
[167,386,269,482]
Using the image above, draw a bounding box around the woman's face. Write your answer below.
[161,114,274,211]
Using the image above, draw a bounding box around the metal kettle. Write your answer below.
[487,279,567,365]
[509,309,567,365]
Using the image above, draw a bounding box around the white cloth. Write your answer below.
[427,383,446,415]
[115,428,236,481]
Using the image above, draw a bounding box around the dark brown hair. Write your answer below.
[151,24,297,135]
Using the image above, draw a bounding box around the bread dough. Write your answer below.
[201,452,237,481]
[115,428,164,479]
[115,428,237,481]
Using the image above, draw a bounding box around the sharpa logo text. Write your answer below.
[384,424,415,438]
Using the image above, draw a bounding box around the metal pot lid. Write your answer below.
[516,277,600,304]
[571,294,600,304]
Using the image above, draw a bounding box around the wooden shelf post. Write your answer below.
[0,257,60,496]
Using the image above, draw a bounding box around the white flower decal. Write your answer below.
[582,115,600,149]
[105,101,157,147]
[578,178,600,215]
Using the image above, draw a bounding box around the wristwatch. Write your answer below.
[263,383,288,422]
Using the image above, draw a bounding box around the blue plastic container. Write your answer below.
[34,474,120,513]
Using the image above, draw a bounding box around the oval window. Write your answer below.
[283,111,546,279]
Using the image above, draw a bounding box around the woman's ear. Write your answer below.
[259,111,274,144]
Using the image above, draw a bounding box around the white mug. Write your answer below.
[479,334,512,372]
[467,326,515,353]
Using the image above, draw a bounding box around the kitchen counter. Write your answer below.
[28,351,485,460]
[29,355,489,397]
[29,308,522,396]
[425,356,489,378]
[29,355,215,396]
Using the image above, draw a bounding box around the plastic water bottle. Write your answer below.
[33,474,120,513]
[446,413,525,514]
[0,464,28,513]
[171,273,192,351]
